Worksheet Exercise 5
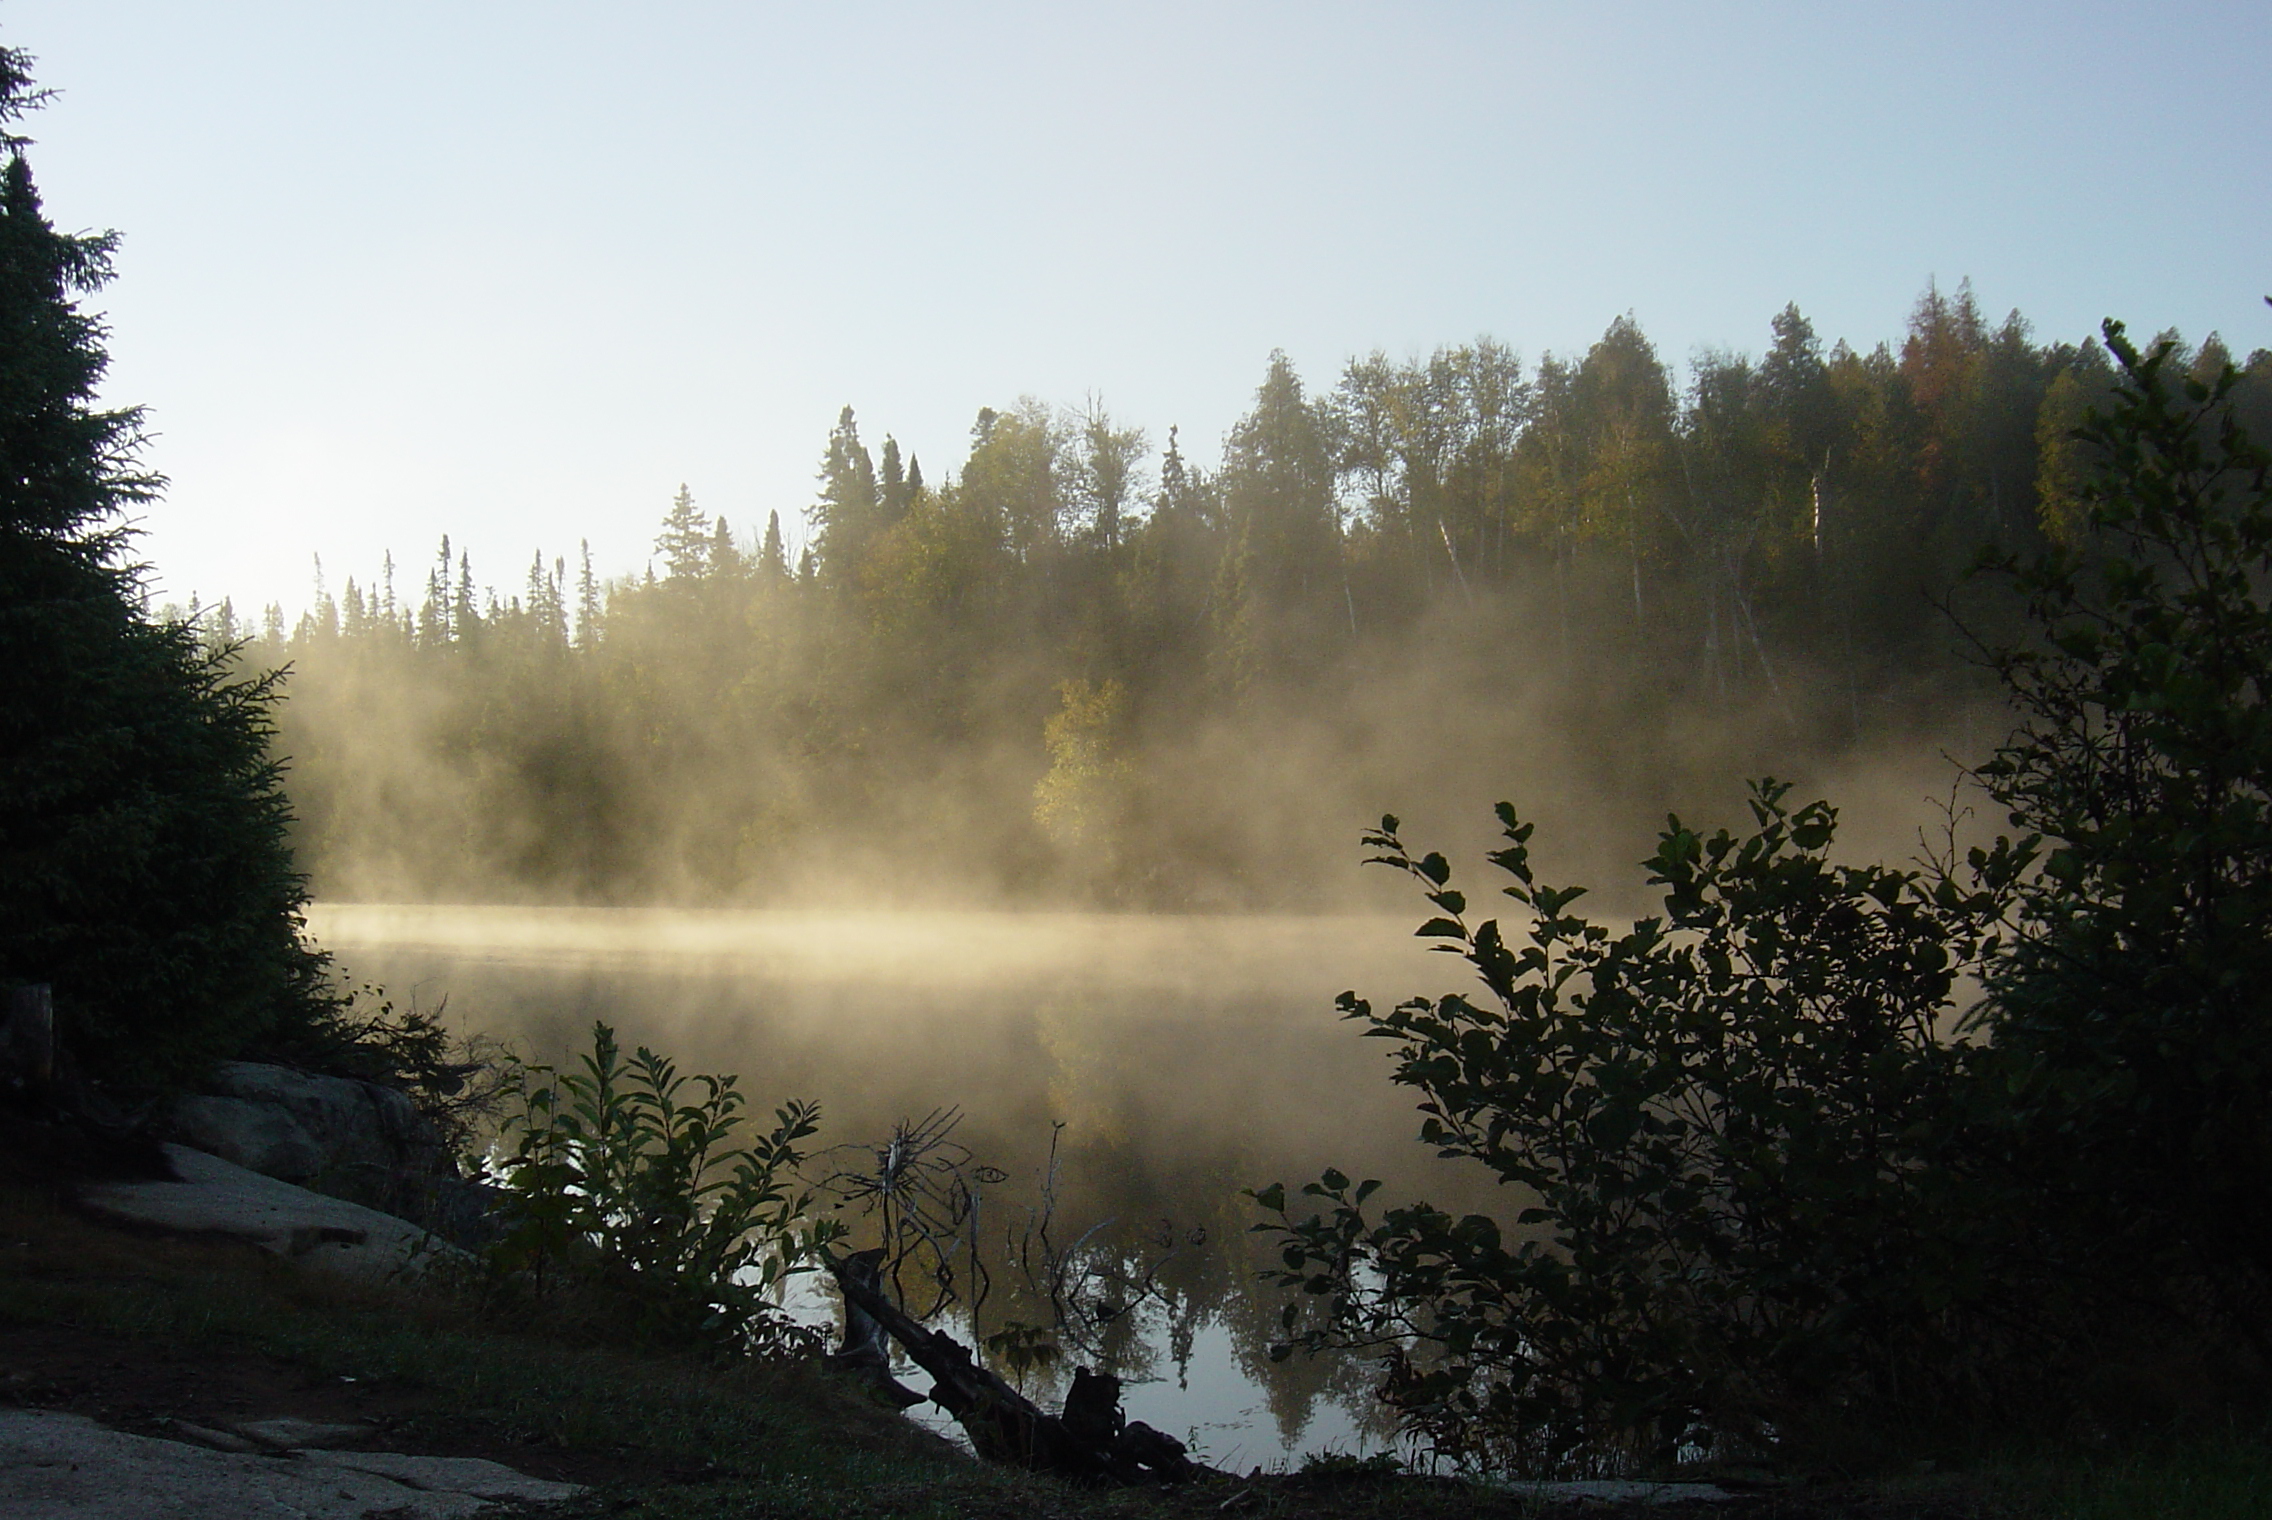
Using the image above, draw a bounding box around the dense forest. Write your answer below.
[205,287,2272,908]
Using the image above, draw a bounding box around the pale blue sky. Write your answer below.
[11,2,2270,614]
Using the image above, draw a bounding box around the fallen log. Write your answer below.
[822,1248,926,1410]
[824,1249,1212,1486]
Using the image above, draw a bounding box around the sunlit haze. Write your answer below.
[14,1,2269,613]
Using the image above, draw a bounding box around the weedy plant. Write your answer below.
[483,1021,838,1357]
[816,1113,1203,1387]
[812,1106,1000,1316]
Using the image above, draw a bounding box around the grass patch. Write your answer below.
[1984,1426,2272,1520]
[0,1182,991,1516]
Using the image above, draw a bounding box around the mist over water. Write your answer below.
[295,700,1990,1457]
[261,296,2110,1462]
[310,904,1493,1462]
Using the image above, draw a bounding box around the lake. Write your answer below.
[306,904,1501,1469]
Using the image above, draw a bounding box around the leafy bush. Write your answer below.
[1970,321,2272,1356]
[484,1022,838,1357]
[1256,786,2017,1471]
[1258,323,2272,1472]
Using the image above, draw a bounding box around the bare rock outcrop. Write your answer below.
[0,1409,582,1519]
[165,1060,443,1184]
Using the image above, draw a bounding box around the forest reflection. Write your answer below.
[310,904,1484,1462]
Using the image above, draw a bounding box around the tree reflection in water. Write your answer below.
[307,905,1470,1463]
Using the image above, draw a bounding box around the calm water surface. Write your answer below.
[308,904,1501,1467]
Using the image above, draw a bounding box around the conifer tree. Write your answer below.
[0,47,333,1087]
[810,406,878,584]
[708,515,740,578]
[759,509,788,583]
[453,549,480,641]
[880,435,908,523]
[420,535,451,644]
[576,539,602,649]
[655,483,710,580]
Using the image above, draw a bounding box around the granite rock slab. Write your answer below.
[78,1143,465,1284]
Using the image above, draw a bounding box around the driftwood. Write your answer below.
[825,1248,1213,1486]
[823,1248,926,1409]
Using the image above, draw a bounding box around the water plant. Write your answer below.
[484,1020,838,1356]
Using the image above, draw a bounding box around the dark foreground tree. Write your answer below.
[0,46,335,1089]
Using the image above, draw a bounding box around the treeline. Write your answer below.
[222,284,2272,906]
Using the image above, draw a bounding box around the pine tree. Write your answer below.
[810,406,878,585]
[575,538,602,649]
[0,48,333,1087]
[759,509,788,583]
[708,514,740,578]
[655,483,709,580]
[880,435,908,524]
[1217,352,1340,670]
[419,534,451,644]
[454,549,480,641]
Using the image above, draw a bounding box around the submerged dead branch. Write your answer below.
[824,1246,1216,1487]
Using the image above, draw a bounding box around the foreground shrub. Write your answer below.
[1971,322,2272,1359]
[484,1021,838,1356]
[1256,786,2018,1472]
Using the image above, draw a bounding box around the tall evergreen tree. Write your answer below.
[575,538,602,649]
[708,515,740,579]
[655,483,710,580]
[453,549,480,641]
[0,47,333,1087]
[1218,351,1342,669]
[810,406,879,585]
[879,435,909,525]
[758,509,789,583]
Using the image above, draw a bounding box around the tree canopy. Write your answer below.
[235,284,2272,909]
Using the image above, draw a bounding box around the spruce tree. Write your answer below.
[708,514,740,578]
[810,406,878,585]
[758,509,788,583]
[575,539,602,648]
[655,483,709,580]
[0,47,333,1089]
